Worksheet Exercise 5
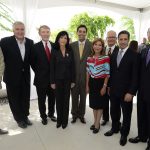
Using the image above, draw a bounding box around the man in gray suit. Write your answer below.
[71,25,92,124]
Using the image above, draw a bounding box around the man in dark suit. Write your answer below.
[0,21,33,128]
[104,30,139,146]
[31,25,56,125]
[102,30,119,126]
[71,25,92,124]
[129,28,150,150]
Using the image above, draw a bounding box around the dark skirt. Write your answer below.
[89,77,106,109]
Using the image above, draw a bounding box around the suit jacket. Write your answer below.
[31,41,54,88]
[109,47,139,97]
[50,47,75,84]
[0,35,33,87]
[70,39,92,85]
[139,44,150,101]
[0,47,5,81]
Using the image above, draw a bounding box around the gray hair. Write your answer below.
[12,21,25,30]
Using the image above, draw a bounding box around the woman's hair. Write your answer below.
[54,31,70,50]
[129,40,138,52]
[91,38,105,56]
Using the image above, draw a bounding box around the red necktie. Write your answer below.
[45,42,51,61]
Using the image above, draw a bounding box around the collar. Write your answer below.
[15,37,26,44]
[78,40,86,45]
[107,44,116,50]
[119,46,128,53]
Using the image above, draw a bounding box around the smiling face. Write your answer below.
[77,27,87,42]
[93,41,103,55]
[118,34,129,49]
[39,27,50,42]
[58,35,68,47]
[106,31,117,47]
[13,23,25,41]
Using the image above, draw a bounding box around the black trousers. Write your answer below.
[110,94,133,137]
[56,80,71,125]
[6,79,30,122]
[136,92,148,140]
[102,93,110,121]
[36,86,55,120]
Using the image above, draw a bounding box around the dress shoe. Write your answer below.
[129,136,147,143]
[42,119,47,125]
[17,121,27,129]
[25,118,33,126]
[93,125,100,134]
[104,129,119,136]
[80,117,86,124]
[146,144,150,150]
[71,117,77,123]
[101,120,108,126]
[56,123,61,128]
[0,129,8,135]
[90,125,95,130]
[62,124,68,129]
[120,136,127,146]
[48,115,57,122]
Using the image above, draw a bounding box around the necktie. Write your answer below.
[146,49,150,65]
[117,49,124,67]
[45,42,51,61]
[108,47,111,56]
[79,42,84,58]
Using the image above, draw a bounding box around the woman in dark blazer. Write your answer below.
[50,31,75,129]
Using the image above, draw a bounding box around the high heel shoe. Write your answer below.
[90,124,95,130]
[93,124,100,134]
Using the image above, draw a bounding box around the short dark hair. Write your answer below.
[118,30,130,40]
[55,31,70,50]
[77,25,87,33]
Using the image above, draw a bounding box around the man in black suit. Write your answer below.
[31,25,56,125]
[102,30,119,126]
[129,28,150,150]
[104,30,139,146]
[0,21,33,128]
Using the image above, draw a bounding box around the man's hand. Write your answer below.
[124,93,133,102]
[71,83,75,88]
[51,84,56,90]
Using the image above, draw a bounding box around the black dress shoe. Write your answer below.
[25,118,33,126]
[71,117,77,123]
[48,115,57,122]
[56,123,61,128]
[62,124,68,129]
[80,117,86,124]
[101,120,108,126]
[0,129,8,135]
[17,121,27,129]
[120,136,127,146]
[104,129,119,136]
[129,136,147,143]
[93,125,100,134]
[90,125,95,130]
[42,119,47,125]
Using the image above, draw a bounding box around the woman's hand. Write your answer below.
[51,84,56,90]
[71,83,75,88]
[100,86,106,96]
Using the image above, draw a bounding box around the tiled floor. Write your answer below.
[0,100,147,150]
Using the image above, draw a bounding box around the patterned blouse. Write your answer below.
[86,55,110,78]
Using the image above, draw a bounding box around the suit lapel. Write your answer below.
[112,48,118,68]
[12,36,23,62]
[81,39,89,61]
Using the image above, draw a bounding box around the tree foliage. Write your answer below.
[0,2,14,32]
[68,12,115,41]
[120,16,136,40]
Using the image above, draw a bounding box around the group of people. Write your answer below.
[0,21,150,150]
